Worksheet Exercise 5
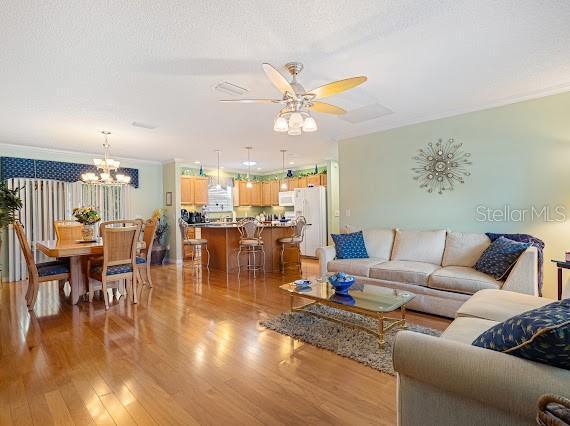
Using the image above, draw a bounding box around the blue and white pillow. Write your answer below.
[474,236,530,280]
[331,231,369,259]
[472,299,570,370]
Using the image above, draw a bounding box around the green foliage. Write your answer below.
[152,208,169,246]
[0,181,23,229]
[72,207,101,225]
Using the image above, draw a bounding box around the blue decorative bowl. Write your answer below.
[328,273,355,295]
[329,293,356,306]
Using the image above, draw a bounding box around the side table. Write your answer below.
[550,260,566,300]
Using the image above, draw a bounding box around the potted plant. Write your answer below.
[151,209,168,265]
[0,182,23,269]
[72,207,101,241]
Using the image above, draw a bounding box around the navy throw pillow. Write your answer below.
[474,236,530,280]
[472,299,570,370]
[331,231,369,259]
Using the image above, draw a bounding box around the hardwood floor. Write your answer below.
[0,260,450,425]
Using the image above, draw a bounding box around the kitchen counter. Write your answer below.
[193,223,298,272]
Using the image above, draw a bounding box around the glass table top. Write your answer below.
[280,281,415,313]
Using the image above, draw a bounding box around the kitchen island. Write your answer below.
[191,223,298,273]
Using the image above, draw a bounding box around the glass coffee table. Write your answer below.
[280,281,415,347]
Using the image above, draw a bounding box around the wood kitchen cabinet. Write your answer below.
[307,174,321,187]
[270,180,280,205]
[238,181,250,205]
[250,182,262,206]
[320,174,327,186]
[286,177,299,189]
[261,182,272,206]
[180,176,209,205]
[237,181,261,206]
[297,176,307,188]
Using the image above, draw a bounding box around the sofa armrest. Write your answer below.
[503,246,538,296]
[316,246,335,277]
[393,331,570,421]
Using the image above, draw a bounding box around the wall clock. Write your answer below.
[412,138,472,194]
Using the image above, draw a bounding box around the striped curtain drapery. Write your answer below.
[4,179,133,281]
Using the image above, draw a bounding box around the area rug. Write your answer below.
[260,303,441,375]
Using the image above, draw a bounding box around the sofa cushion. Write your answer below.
[331,231,369,259]
[441,317,499,345]
[345,225,394,260]
[474,236,530,280]
[442,232,490,267]
[391,229,447,265]
[327,258,385,277]
[472,299,570,370]
[457,289,554,322]
[428,266,501,295]
[369,261,440,286]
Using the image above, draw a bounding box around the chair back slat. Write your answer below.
[54,220,83,242]
[140,218,157,260]
[13,221,39,278]
[238,219,263,240]
[293,216,307,240]
[100,221,140,270]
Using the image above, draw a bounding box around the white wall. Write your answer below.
[339,91,570,299]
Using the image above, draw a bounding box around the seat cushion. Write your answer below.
[442,232,490,267]
[327,258,386,277]
[136,256,146,264]
[474,236,530,280]
[345,225,394,260]
[441,317,499,344]
[428,266,501,295]
[37,260,70,277]
[91,264,133,275]
[472,299,570,370]
[369,261,440,285]
[278,237,302,244]
[331,231,368,259]
[391,229,447,265]
[239,239,263,246]
[457,289,555,322]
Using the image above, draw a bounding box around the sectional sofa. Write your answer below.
[317,228,538,318]
[393,289,569,425]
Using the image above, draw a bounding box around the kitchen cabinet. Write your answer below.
[286,177,299,189]
[238,181,251,205]
[320,174,327,187]
[251,182,262,206]
[307,174,321,187]
[297,176,307,188]
[261,182,272,206]
[180,176,209,205]
[180,176,195,204]
[270,180,280,205]
[193,177,209,205]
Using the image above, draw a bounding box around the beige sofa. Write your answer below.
[317,228,538,318]
[394,289,569,426]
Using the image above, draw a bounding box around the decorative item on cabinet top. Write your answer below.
[0,157,139,188]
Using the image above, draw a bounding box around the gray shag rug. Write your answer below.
[261,303,441,375]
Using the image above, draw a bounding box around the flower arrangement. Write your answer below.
[72,207,101,225]
[152,208,168,246]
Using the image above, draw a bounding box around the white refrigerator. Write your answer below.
[293,186,327,257]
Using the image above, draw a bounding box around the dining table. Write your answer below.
[35,238,145,304]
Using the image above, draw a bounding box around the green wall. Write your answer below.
[339,91,570,299]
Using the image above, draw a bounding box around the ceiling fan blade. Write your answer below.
[310,101,346,115]
[307,76,367,99]
[218,99,282,104]
[262,63,296,95]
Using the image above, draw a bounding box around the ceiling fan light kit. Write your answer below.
[219,62,366,136]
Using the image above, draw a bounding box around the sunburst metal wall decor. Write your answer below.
[412,138,472,194]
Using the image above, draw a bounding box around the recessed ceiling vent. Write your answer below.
[339,103,393,124]
[131,121,157,130]
[212,81,249,97]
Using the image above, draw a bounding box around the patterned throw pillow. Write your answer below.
[331,231,369,259]
[472,299,570,370]
[474,236,530,279]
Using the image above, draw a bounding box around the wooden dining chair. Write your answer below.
[13,221,71,311]
[54,220,83,242]
[135,218,157,289]
[87,220,141,310]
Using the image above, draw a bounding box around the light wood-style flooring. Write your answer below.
[0,260,450,425]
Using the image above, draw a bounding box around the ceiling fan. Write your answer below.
[219,62,367,136]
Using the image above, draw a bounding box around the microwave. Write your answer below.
[278,191,295,207]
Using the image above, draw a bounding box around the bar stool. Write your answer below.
[237,219,265,274]
[179,219,210,269]
[278,216,307,273]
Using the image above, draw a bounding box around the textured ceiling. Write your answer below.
[2,0,570,171]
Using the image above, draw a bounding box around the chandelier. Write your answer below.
[81,131,131,185]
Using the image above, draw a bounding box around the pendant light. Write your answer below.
[280,149,288,190]
[245,147,253,188]
[214,149,222,189]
